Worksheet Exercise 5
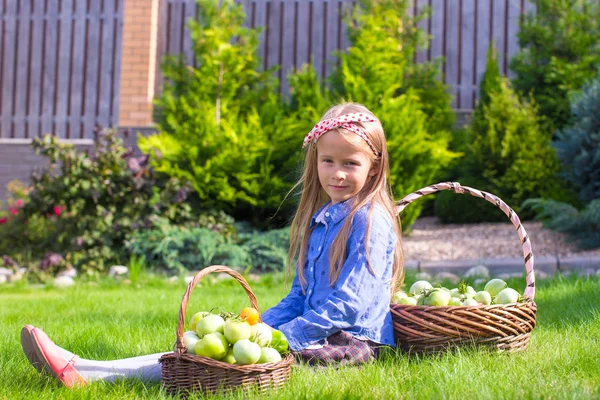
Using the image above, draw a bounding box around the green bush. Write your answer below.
[141,0,297,228]
[290,0,458,229]
[0,130,196,275]
[436,47,566,223]
[510,0,600,133]
[525,73,600,249]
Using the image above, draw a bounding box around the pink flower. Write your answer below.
[53,206,61,216]
[0,217,7,225]
[15,199,24,207]
[10,208,18,215]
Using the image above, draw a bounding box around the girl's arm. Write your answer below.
[261,270,306,329]
[278,208,395,351]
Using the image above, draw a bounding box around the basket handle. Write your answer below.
[396,182,535,301]
[174,265,261,357]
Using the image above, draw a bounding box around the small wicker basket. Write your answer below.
[159,265,294,396]
[390,182,537,354]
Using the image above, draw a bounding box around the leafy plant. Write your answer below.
[436,47,567,223]
[510,0,600,133]
[525,73,600,249]
[3,129,196,275]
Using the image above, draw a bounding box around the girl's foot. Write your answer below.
[20,325,88,387]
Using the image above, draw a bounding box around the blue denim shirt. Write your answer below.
[261,199,397,351]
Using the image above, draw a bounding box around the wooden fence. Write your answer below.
[0,0,124,140]
[157,0,535,111]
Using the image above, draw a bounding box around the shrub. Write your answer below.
[525,73,600,249]
[141,0,296,228]
[1,130,197,275]
[436,47,566,223]
[510,0,600,132]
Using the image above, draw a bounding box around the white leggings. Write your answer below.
[58,345,166,383]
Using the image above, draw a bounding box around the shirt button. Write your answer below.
[317,246,322,252]
[310,267,313,272]
[325,212,330,217]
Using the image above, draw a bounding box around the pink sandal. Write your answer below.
[21,326,88,387]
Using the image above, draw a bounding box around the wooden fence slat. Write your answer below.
[54,0,73,138]
[506,0,522,79]
[475,0,491,104]
[68,1,87,139]
[295,0,310,69]
[323,0,339,79]
[429,0,444,71]
[280,0,296,95]
[311,0,325,79]
[183,0,195,66]
[97,0,116,129]
[13,0,32,139]
[41,0,59,137]
[168,0,182,56]
[415,0,429,64]
[445,0,460,108]
[26,0,45,138]
[493,0,506,74]
[83,0,101,138]
[0,1,15,138]
[266,0,281,73]
[459,0,475,110]
[110,0,124,129]
[254,0,267,69]
[155,0,169,96]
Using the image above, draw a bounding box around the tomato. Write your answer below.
[196,314,225,338]
[258,347,282,364]
[233,339,262,365]
[462,298,479,306]
[484,279,508,297]
[183,331,200,354]
[224,319,251,344]
[189,311,210,332]
[396,296,418,305]
[448,297,462,306]
[250,323,273,347]
[240,307,260,325]
[409,280,433,296]
[195,332,229,360]
[270,330,289,354]
[392,290,408,304]
[494,288,520,304]
[423,288,450,306]
[222,347,237,364]
[474,290,492,305]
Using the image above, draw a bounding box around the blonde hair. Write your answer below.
[286,102,404,294]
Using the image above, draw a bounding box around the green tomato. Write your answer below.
[463,298,479,306]
[196,314,225,338]
[494,288,520,304]
[424,288,451,306]
[450,288,461,298]
[270,330,289,354]
[392,290,408,304]
[409,280,433,296]
[485,279,508,297]
[183,331,200,354]
[258,347,282,364]
[195,332,229,360]
[448,297,462,306]
[474,291,492,305]
[396,296,418,305]
[416,295,426,305]
[223,319,251,345]
[189,311,210,332]
[222,347,236,364]
[233,339,262,365]
[250,323,272,347]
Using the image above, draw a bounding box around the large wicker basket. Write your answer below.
[390,182,537,354]
[159,265,294,396]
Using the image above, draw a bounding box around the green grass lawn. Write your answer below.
[1,272,599,399]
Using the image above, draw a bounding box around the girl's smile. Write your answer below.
[316,130,376,204]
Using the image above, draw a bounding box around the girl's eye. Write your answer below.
[346,161,358,166]
[322,159,333,163]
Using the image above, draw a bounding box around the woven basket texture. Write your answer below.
[159,265,294,396]
[392,182,538,354]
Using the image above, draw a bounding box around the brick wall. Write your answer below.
[118,0,160,127]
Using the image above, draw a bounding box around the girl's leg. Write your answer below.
[21,325,167,386]
[292,331,378,366]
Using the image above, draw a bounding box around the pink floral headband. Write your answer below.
[302,112,381,157]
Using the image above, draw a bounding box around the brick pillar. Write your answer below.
[118,0,160,127]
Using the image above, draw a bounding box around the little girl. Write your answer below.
[20,102,403,386]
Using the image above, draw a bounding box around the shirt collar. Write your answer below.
[310,198,354,228]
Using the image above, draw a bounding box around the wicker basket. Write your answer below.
[390,182,537,354]
[159,265,294,396]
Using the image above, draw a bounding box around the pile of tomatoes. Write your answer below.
[392,278,525,306]
[183,307,289,365]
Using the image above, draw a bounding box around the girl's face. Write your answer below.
[316,130,377,205]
